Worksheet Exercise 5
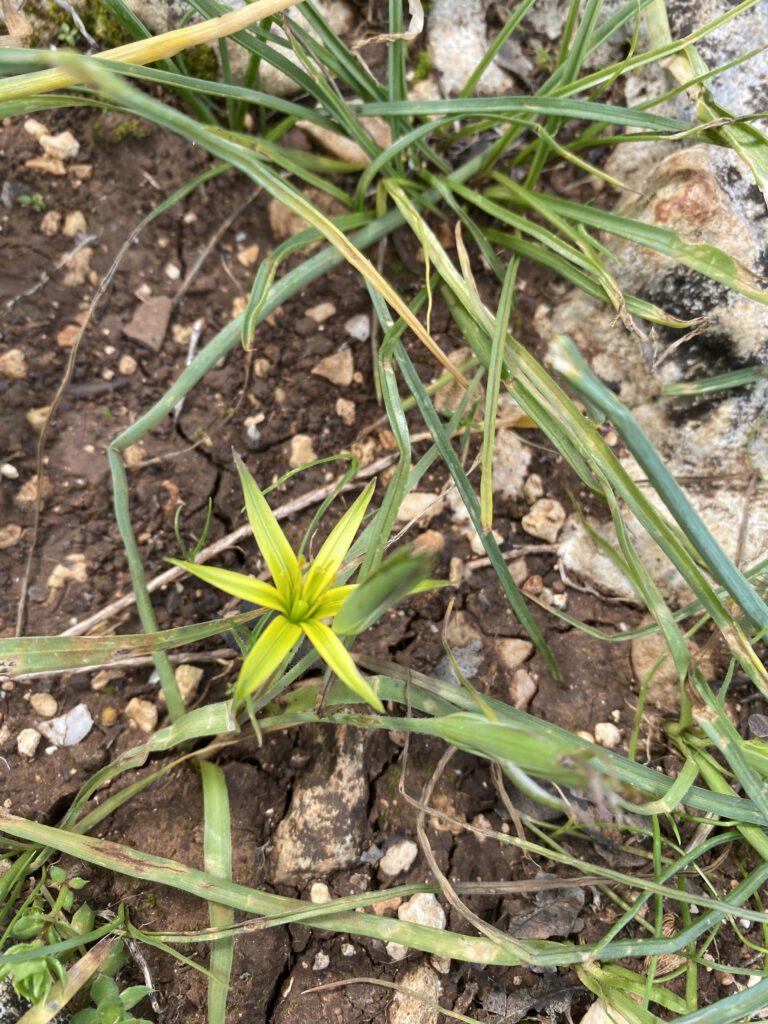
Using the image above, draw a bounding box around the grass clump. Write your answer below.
[1,0,768,1021]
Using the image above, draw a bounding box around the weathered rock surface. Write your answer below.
[534,3,768,602]
[428,0,512,96]
[268,727,368,885]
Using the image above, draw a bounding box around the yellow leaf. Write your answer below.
[233,614,303,703]
[302,481,375,605]
[234,455,301,599]
[301,619,383,712]
[168,559,286,612]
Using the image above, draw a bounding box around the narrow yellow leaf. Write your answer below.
[313,585,358,619]
[168,559,286,612]
[302,481,375,604]
[233,614,303,703]
[301,620,383,712]
[234,455,301,598]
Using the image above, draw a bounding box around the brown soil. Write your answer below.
[0,105,750,1023]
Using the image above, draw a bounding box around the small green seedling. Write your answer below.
[16,193,46,212]
[172,458,446,711]
[0,865,91,1006]
[71,975,153,1024]
[171,455,384,710]
[0,939,68,1007]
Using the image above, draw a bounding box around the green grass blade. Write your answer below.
[481,257,518,532]
[0,612,259,677]
[395,346,561,682]
[200,762,234,1024]
[549,335,768,631]
[497,184,768,304]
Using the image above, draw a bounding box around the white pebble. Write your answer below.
[398,892,446,931]
[17,728,42,759]
[594,722,622,749]
[38,703,93,747]
[309,882,332,904]
[344,313,371,341]
[312,951,330,971]
[379,838,418,877]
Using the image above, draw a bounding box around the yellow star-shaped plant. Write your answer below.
[170,455,383,711]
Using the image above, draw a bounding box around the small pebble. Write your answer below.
[0,348,27,380]
[164,261,181,281]
[26,406,51,432]
[521,498,567,543]
[396,491,444,526]
[496,638,533,672]
[335,397,356,426]
[412,530,445,556]
[311,349,354,387]
[39,130,80,161]
[398,892,446,930]
[101,706,118,726]
[379,838,418,877]
[17,728,42,759]
[29,693,58,718]
[23,118,47,140]
[38,703,93,747]
[174,663,203,705]
[509,668,537,710]
[56,324,80,348]
[305,301,336,324]
[288,434,317,468]
[118,354,137,376]
[40,210,61,236]
[62,210,87,237]
[25,156,66,176]
[125,697,158,734]
[344,313,371,341]
[61,246,93,287]
[523,473,544,505]
[236,243,260,268]
[312,951,330,971]
[341,943,355,957]
[310,882,332,904]
[0,464,19,480]
[594,722,622,748]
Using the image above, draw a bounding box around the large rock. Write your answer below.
[535,3,768,602]
[268,726,368,885]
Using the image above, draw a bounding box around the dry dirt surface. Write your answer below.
[0,106,740,1022]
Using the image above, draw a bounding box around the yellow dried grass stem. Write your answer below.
[0,0,301,100]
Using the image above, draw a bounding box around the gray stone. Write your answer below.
[387,964,442,1024]
[428,0,512,95]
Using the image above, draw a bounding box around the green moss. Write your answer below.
[181,43,220,82]
[25,0,130,49]
[92,113,152,145]
[411,49,433,84]
[83,1,132,49]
